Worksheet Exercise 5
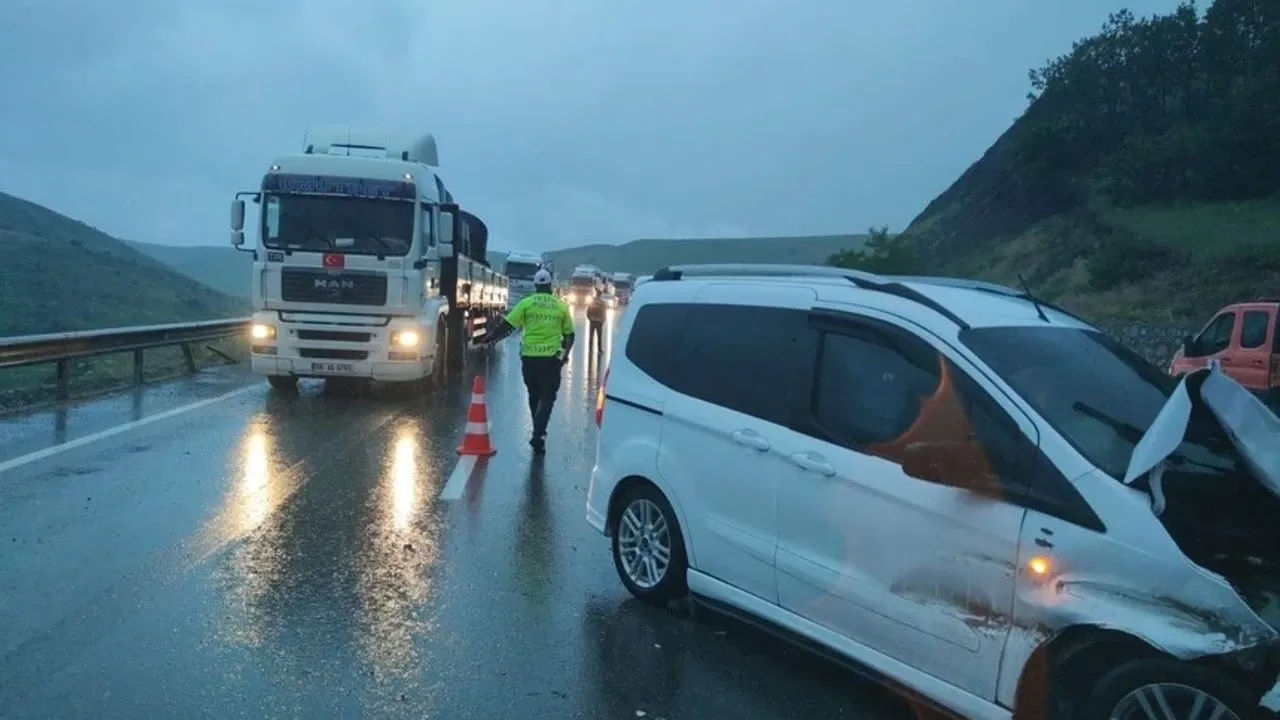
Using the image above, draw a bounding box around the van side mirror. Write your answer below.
[231,199,245,232]
[1180,334,1194,353]
[231,230,245,248]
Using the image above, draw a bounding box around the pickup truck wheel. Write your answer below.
[267,375,298,392]
[1081,657,1255,720]
[610,483,688,607]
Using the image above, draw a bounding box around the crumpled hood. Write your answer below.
[1124,368,1280,500]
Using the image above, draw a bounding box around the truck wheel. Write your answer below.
[427,325,448,389]
[267,375,298,392]
[448,314,467,374]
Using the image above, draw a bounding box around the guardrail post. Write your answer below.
[56,359,69,401]
[181,343,197,374]
[133,349,145,385]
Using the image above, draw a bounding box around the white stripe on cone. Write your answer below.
[465,421,489,434]
[471,393,484,404]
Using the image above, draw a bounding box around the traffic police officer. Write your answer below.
[478,268,574,453]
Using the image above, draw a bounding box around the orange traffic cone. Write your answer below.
[456,375,497,457]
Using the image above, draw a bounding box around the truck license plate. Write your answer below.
[310,362,355,374]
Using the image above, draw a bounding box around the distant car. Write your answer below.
[600,292,618,309]
[587,263,1280,720]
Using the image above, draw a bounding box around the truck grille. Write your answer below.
[296,330,373,343]
[298,348,369,361]
[281,269,387,306]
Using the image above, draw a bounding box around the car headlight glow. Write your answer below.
[392,329,421,347]
[250,323,276,340]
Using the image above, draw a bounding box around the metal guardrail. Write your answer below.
[0,318,250,400]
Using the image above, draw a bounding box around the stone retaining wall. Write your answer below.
[1096,321,1198,368]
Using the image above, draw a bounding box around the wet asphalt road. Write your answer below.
[0,312,915,720]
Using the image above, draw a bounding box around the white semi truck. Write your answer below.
[503,250,551,306]
[610,272,635,304]
[566,264,606,307]
[231,127,508,392]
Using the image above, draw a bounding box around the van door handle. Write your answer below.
[789,452,835,477]
[730,429,770,452]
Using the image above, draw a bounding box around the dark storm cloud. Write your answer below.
[0,0,1181,252]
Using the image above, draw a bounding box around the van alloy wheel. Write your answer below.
[616,498,671,589]
[1108,682,1240,720]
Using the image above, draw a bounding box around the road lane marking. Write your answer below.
[439,455,478,501]
[0,384,264,475]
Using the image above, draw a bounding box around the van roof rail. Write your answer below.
[650,263,970,330]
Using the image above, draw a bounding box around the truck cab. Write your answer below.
[504,251,548,306]
[231,128,506,391]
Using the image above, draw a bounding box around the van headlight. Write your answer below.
[391,329,421,347]
[250,323,276,340]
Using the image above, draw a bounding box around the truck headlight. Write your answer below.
[391,329,421,347]
[250,323,276,340]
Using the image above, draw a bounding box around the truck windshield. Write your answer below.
[570,277,595,289]
[262,194,414,257]
[959,326,1230,481]
[614,280,633,290]
[506,262,541,280]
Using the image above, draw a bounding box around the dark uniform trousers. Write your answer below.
[521,356,562,438]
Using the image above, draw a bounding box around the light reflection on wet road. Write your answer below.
[0,311,912,719]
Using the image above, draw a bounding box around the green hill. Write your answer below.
[136,233,867,292]
[127,241,252,299]
[492,234,867,277]
[0,191,248,337]
[855,1,1280,322]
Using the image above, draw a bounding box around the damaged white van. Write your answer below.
[587,266,1280,720]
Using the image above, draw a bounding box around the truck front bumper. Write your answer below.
[249,313,433,383]
[251,355,427,382]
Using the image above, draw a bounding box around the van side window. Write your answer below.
[1190,312,1236,356]
[669,304,816,427]
[625,303,692,388]
[1240,310,1269,349]
[807,320,1101,528]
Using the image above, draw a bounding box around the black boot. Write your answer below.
[529,435,546,454]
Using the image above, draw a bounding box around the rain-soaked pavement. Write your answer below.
[0,312,916,720]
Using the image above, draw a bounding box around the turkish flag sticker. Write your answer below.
[322,253,345,269]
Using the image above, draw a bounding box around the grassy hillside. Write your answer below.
[0,191,247,337]
[144,233,866,290]
[861,1,1280,322]
[127,241,252,299]
[493,234,867,277]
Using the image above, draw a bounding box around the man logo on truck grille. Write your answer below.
[314,278,356,290]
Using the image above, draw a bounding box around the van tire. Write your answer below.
[1081,657,1257,720]
[610,483,688,607]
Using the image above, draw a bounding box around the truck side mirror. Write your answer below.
[231,230,245,247]
[231,199,245,232]
[437,203,458,259]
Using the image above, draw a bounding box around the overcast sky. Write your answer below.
[0,0,1178,253]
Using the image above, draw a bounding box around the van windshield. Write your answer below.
[960,326,1230,480]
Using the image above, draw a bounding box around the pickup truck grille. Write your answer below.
[281,269,387,306]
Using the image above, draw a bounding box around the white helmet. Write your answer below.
[533,268,553,285]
